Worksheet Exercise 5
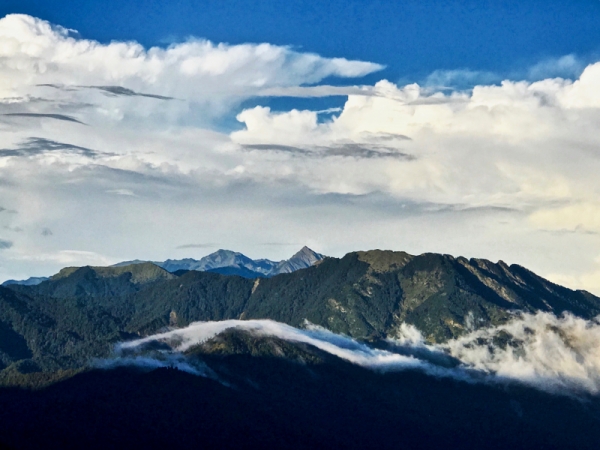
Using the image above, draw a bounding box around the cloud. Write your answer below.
[84,86,174,100]
[2,113,85,124]
[242,143,414,160]
[0,137,103,158]
[106,189,136,197]
[441,312,600,395]
[529,203,600,234]
[255,85,376,98]
[115,312,600,396]
[423,55,588,90]
[322,143,414,160]
[96,353,210,376]
[0,13,599,296]
[11,250,114,266]
[423,69,501,89]
[259,242,304,247]
[0,14,382,118]
[231,73,600,205]
[39,84,175,100]
[0,239,13,249]
[526,54,587,81]
[176,243,218,249]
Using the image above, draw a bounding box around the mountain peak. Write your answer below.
[107,246,326,279]
[272,246,324,275]
[292,246,323,262]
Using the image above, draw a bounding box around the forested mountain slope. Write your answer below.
[0,250,598,377]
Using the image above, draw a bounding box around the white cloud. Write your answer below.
[527,54,586,81]
[116,313,600,395]
[529,203,600,234]
[0,14,599,297]
[0,14,383,120]
[255,85,375,98]
[230,75,600,209]
[424,68,500,89]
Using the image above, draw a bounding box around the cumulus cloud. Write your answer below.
[0,13,599,295]
[0,14,382,115]
[115,313,600,396]
[231,72,600,214]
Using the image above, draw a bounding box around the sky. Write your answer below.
[1,2,600,293]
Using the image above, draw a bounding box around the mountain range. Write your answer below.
[1,248,599,373]
[2,246,324,287]
[114,245,324,277]
[1,248,600,448]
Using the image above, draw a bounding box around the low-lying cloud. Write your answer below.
[113,312,600,396]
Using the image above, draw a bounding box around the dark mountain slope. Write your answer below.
[2,276,48,287]
[1,340,600,450]
[0,264,178,372]
[26,262,176,299]
[125,270,254,334]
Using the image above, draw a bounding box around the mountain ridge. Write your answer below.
[1,248,599,378]
[113,246,325,278]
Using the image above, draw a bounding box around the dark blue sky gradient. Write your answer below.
[2,0,600,84]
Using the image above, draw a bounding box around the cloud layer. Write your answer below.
[0,14,599,294]
[115,312,600,396]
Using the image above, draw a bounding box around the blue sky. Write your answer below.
[1,3,600,293]
[3,0,600,84]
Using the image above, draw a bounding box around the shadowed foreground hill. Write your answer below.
[1,250,599,376]
[1,334,600,450]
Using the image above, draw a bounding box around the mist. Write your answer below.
[108,312,600,396]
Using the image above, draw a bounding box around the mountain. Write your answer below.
[37,262,176,298]
[1,333,600,449]
[162,249,279,276]
[2,276,49,287]
[2,249,600,448]
[0,249,598,379]
[112,246,324,278]
[270,246,324,274]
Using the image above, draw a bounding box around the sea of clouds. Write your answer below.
[104,312,600,397]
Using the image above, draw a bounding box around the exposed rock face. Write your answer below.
[270,246,324,275]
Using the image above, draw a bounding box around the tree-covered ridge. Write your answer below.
[0,250,599,380]
[2,346,600,450]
